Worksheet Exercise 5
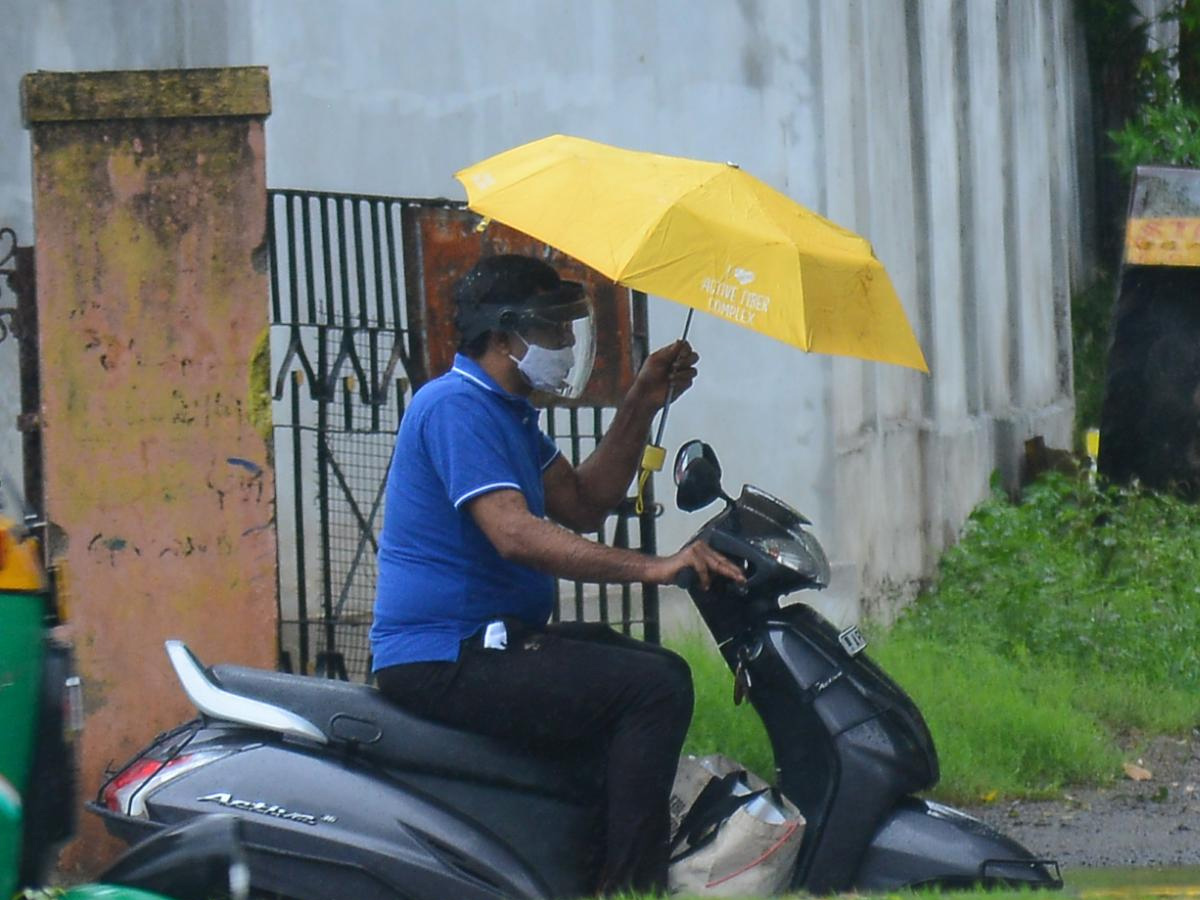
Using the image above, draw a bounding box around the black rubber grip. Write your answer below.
[672,567,698,590]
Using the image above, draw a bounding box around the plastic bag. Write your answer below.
[668,754,805,897]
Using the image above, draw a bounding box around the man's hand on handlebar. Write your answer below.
[649,540,745,591]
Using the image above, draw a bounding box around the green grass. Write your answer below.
[623,882,1200,900]
[674,471,1200,805]
[669,630,774,781]
[870,639,1120,801]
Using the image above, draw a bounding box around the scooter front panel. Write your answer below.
[766,626,878,737]
[854,796,1061,891]
[749,619,943,892]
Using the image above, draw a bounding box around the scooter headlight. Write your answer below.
[748,532,830,588]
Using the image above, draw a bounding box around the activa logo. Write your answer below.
[198,792,337,826]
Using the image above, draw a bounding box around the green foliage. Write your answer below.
[676,472,1200,804]
[1071,272,1114,442]
[871,637,1120,801]
[1075,0,1148,78]
[627,891,1061,900]
[668,631,774,781]
[1094,0,1200,173]
[882,472,1200,799]
[895,473,1200,689]
[1109,96,1200,174]
[247,326,274,451]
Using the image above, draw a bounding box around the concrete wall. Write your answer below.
[0,0,250,508]
[23,66,277,872]
[248,0,1092,626]
[1,1,1093,636]
[819,1,1089,620]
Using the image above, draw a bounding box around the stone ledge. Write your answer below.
[21,67,270,125]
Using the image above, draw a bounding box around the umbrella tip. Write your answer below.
[725,161,740,169]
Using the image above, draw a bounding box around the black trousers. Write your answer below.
[375,621,694,896]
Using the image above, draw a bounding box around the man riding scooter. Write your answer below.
[370,254,743,895]
[91,254,1060,899]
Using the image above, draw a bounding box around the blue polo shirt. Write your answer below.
[370,354,562,668]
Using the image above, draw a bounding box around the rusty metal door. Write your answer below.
[266,190,661,682]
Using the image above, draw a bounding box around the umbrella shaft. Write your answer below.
[651,309,694,447]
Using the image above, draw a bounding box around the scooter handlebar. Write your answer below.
[672,567,698,590]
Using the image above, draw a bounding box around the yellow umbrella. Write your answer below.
[455,134,928,373]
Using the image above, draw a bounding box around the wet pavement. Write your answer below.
[963,733,1200,870]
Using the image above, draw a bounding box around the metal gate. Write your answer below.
[266,189,661,682]
[0,228,41,522]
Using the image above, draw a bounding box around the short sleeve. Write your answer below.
[422,396,523,508]
[538,430,561,472]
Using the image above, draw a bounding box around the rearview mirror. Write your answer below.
[673,440,725,511]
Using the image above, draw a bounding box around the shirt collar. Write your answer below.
[451,353,531,408]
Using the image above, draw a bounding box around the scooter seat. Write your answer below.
[209,665,603,802]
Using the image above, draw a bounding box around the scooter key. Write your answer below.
[733,661,751,706]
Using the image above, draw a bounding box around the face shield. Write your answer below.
[511,292,596,400]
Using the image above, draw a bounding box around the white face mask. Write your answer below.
[510,342,576,393]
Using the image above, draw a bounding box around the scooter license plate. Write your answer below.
[838,625,867,656]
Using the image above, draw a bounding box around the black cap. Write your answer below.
[454,255,586,343]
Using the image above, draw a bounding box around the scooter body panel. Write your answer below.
[722,609,936,893]
[97,728,600,899]
[206,664,602,804]
[709,606,1055,893]
[855,797,1061,890]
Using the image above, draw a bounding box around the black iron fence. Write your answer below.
[0,228,40,519]
[266,189,660,682]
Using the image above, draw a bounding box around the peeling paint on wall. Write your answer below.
[24,67,275,874]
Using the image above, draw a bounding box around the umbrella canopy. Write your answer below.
[455,134,928,373]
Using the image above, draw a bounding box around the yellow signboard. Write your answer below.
[1125,216,1200,266]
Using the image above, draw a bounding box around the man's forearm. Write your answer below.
[494,504,660,583]
[470,487,742,591]
[573,388,658,513]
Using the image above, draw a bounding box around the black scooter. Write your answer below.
[89,440,1061,898]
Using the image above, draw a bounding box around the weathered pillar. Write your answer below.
[21,67,276,873]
